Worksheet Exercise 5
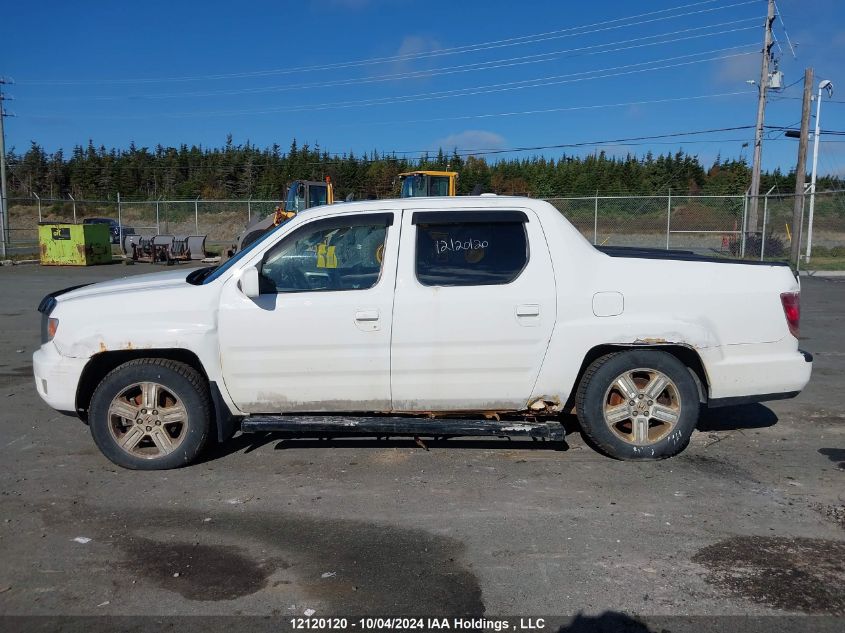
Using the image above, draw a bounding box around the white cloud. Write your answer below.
[435,130,507,153]
[396,35,434,56]
[713,54,760,85]
[391,35,441,74]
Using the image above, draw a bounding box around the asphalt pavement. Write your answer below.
[0,262,842,629]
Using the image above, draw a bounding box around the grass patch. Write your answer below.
[1,251,39,262]
[804,257,845,271]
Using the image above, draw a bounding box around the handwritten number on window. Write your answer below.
[435,238,489,254]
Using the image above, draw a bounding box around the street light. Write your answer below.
[805,79,834,262]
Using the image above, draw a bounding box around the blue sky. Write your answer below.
[3,0,844,175]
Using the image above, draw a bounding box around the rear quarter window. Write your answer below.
[415,221,528,286]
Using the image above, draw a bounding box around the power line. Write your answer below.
[4,125,760,169]
[776,76,803,92]
[22,19,761,102]
[773,0,798,58]
[22,46,758,120]
[765,119,802,140]
[443,125,756,157]
[356,91,754,127]
[174,48,761,114]
[767,96,845,104]
[231,137,845,164]
[765,125,845,135]
[18,0,758,85]
[14,138,845,182]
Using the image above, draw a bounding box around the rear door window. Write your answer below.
[413,211,528,286]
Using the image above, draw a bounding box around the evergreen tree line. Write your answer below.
[6,136,842,201]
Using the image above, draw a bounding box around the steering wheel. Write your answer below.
[264,262,308,291]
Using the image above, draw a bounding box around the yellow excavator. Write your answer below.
[399,171,458,197]
[235,177,335,252]
[233,171,460,254]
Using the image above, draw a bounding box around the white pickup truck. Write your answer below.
[33,196,812,469]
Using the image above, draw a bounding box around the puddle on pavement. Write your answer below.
[121,538,272,600]
[67,505,483,614]
[693,536,845,614]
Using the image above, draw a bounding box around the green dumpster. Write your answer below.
[38,223,113,266]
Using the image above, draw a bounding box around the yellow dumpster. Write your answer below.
[38,223,113,266]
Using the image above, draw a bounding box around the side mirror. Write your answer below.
[239,266,260,299]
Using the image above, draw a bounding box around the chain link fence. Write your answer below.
[3,197,281,255]
[548,190,845,264]
[4,191,845,264]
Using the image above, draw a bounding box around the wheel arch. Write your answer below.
[564,343,709,412]
[75,349,238,443]
[76,349,206,418]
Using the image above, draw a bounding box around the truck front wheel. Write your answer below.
[88,359,211,470]
[575,350,699,460]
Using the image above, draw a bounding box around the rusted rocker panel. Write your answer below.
[241,415,565,441]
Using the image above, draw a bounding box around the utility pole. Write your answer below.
[747,0,776,241]
[0,78,10,258]
[790,68,813,265]
[806,79,833,262]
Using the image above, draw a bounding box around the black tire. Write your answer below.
[89,359,211,470]
[575,350,699,460]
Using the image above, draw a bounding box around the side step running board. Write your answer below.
[241,415,565,441]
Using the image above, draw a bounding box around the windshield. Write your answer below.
[401,174,451,197]
[429,176,451,196]
[200,222,287,285]
[309,184,328,207]
[401,175,426,198]
[285,183,305,212]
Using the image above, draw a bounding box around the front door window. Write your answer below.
[260,217,390,292]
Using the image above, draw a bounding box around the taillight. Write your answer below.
[780,292,800,338]
[47,318,59,341]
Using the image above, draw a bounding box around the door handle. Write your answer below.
[355,310,380,322]
[516,304,540,317]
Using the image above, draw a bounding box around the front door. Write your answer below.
[218,211,397,413]
[390,208,557,412]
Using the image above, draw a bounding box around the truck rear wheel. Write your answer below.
[88,359,211,470]
[575,350,699,460]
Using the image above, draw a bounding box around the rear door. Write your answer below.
[390,208,557,412]
[218,211,397,413]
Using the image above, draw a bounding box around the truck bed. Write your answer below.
[596,245,792,267]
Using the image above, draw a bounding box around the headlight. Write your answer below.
[47,318,59,341]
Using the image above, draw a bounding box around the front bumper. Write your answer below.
[33,344,88,414]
